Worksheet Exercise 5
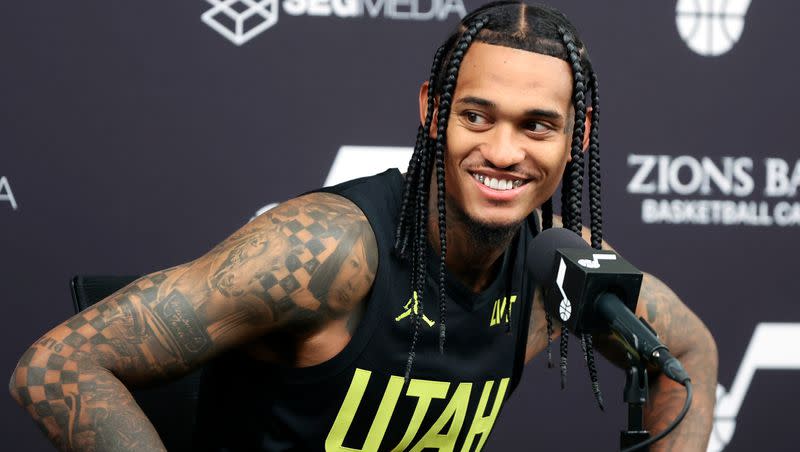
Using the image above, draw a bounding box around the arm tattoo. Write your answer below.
[594,273,717,451]
[10,192,378,451]
[646,300,657,323]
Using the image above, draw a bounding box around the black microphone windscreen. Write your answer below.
[529,228,589,283]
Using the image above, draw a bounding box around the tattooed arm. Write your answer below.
[9,192,378,451]
[526,213,717,450]
[594,273,718,452]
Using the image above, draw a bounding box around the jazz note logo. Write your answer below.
[708,323,800,451]
[577,253,616,269]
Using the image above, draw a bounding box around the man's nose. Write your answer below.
[481,124,525,168]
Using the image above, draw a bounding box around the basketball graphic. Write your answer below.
[559,299,572,322]
[675,0,752,57]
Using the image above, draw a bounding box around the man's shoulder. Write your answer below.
[237,191,378,332]
[256,191,376,254]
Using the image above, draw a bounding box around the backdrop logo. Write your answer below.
[202,0,279,46]
[0,176,18,210]
[251,145,412,220]
[709,323,800,452]
[626,155,800,227]
[675,0,751,57]
[203,0,467,46]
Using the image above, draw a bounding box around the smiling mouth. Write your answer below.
[471,173,528,191]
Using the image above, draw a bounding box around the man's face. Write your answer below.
[433,42,575,232]
[328,238,371,311]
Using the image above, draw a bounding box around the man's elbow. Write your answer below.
[701,325,718,368]
[680,320,719,383]
[700,324,718,374]
[8,348,33,408]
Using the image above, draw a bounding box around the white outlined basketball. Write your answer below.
[675,0,752,57]
[559,299,572,321]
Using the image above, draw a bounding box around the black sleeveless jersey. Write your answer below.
[199,169,539,451]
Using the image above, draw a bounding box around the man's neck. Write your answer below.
[427,210,519,293]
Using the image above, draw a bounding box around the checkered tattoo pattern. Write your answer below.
[258,211,341,301]
[13,321,108,431]
[16,307,118,397]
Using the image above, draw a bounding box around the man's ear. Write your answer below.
[582,106,593,152]
[418,81,439,139]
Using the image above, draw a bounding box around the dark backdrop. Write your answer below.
[2,1,798,450]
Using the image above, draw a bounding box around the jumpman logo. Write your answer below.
[394,291,435,327]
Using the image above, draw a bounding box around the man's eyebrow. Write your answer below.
[456,96,496,108]
[455,96,564,122]
[523,108,563,121]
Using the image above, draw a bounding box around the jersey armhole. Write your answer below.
[274,169,403,384]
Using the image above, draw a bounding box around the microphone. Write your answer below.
[528,228,690,384]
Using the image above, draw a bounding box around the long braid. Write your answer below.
[403,142,430,380]
[560,27,587,235]
[551,169,569,374]
[395,133,421,256]
[541,193,554,367]
[560,28,606,409]
[396,44,446,258]
[580,69,605,409]
[559,167,571,229]
[405,137,432,380]
[557,27,589,391]
[433,18,489,354]
[398,44,447,380]
[588,70,602,249]
[548,122,575,371]
[541,198,553,230]
[583,330,604,410]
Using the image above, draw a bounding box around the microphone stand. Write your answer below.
[620,352,650,451]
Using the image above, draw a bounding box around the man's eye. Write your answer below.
[526,121,550,133]
[465,112,486,124]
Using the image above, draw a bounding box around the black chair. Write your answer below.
[70,275,205,451]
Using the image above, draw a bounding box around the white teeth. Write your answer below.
[472,173,523,191]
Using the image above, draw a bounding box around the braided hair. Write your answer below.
[394,1,605,409]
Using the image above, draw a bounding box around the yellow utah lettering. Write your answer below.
[325,369,404,451]
[490,296,518,327]
[326,370,510,452]
[461,378,509,451]
[408,382,472,452]
[390,379,450,451]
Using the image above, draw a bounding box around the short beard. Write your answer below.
[447,194,522,250]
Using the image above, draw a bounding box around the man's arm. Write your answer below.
[595,273,718,452]
[9,192,377,451]
[527,213,717,450]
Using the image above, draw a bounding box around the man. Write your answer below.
[10,2,717,451]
